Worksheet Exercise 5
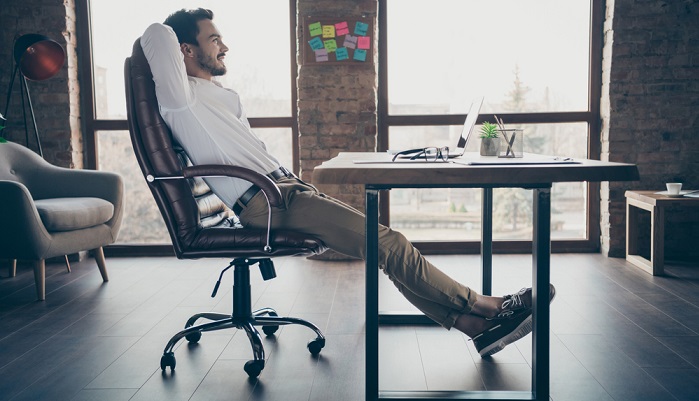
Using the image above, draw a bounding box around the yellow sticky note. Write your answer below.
[322,25,335,38]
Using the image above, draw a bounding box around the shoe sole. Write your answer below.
[478,314,533,357]
[478,285,557,358]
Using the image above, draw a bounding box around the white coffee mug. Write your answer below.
[666,182,682,195]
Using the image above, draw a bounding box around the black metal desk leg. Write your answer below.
[366,189,380,401]
[532,187,551,401]
[481,188,493,295]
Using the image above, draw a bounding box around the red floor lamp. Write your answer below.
[1,34,66,157]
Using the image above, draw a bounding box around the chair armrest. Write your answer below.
[181,164,283,208]
[0,180,52,259]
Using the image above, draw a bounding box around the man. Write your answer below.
[141,8,555,357]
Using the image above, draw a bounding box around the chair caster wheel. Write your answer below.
[160,352,176,371]
[262,325,279,336]
[244,360,264,378]
[185,331,202,343]
[261,311,279,336]
[307,338,325,355]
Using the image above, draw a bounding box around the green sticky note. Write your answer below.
[309,22,322,37]
[353,49,367,61]
[324,39,337,52]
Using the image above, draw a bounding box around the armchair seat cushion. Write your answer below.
[34,197,114,232]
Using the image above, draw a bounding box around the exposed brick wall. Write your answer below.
[297,0,378,211]
[601,0,699,258]
[0,0,81,168]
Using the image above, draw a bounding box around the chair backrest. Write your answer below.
[124,38,325,259]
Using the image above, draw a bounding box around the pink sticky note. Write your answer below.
[335,21,349,36]
[357,36,370,50]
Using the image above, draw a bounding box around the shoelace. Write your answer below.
[501,288,526,310]
[487,288,527,320]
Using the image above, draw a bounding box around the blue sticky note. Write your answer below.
[335,47,349,61]
[354,21,368,36]
[353,49,367,62]
[308,37,324,50]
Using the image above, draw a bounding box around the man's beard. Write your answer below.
[197,52,227,76]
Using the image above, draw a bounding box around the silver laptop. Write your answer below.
[390,96,484,159]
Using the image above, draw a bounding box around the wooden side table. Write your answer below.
[625,190,699,275]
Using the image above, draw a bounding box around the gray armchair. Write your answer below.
[0,141,124,300]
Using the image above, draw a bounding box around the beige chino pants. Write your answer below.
[237,176,478,329]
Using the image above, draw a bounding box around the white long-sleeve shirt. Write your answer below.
[140,23,281,208]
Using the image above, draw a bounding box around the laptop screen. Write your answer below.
[455,96,484,153]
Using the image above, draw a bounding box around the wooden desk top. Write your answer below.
[314,152,640,187]
[625,190,699,206]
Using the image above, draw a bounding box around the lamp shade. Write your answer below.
[13,34,66,81]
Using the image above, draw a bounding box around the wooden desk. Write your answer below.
[625,190,699,276]
[314,152,639,401]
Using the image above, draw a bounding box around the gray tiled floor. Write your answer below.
[1,253,698,401]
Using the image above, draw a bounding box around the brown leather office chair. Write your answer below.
[124,38,327,378]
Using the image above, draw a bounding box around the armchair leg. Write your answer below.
[32,260,46,301]
[64,255,72,273]
[93,247,109,282]
[9,259,17,277]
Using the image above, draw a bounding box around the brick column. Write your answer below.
[0,0,82,168]
[296,0,378,207]
[601,0,699,258]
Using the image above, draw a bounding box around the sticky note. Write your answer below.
[323,39,337,52]
[309,22,322,37]
[357,36,371,49]
[322,25,335,38]
[353,49,367,61]
[354,21,368,36]
[335,47,349,61]
[335,21,349,36]
[315,48,328,62]
[343,35,357,49]
[308,37,324,50]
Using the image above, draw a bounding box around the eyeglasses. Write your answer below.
[391,147,449,162]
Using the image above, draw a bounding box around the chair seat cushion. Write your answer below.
[34,197,114,232]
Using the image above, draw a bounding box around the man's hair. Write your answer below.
[163,8,214,45]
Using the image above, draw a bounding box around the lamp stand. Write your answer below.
[2,64,44,158]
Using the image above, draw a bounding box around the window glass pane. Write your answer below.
[253,128,294,170]
[387,0,590,114]
[388,123,588,241]
[390,185,586,241]
[91,0,291,119]
[97,131,170,244]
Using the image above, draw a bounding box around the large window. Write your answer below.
[78,1,297,248]
[379,0,603,252]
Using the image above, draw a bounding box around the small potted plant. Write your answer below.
[479,121,500,156]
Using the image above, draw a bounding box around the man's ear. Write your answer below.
[180,43,194,58]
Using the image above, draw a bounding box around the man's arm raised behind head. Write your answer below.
[140,23,192,111]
